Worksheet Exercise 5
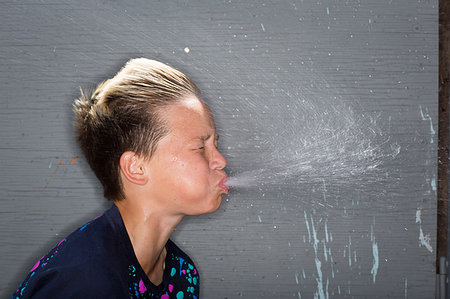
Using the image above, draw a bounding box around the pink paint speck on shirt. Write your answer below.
[161,294,169,299]
[169,284,174,292]
[30,259,41,272]
[57,238,67,247]
[138,278,147,294]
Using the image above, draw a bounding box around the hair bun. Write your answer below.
[73,88,96,122]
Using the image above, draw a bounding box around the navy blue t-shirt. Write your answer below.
[11,205,200,299]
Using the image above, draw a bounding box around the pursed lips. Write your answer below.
[218,176,229,193]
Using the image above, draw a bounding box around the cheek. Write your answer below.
[170,154,189,173]
[171,155,210,186]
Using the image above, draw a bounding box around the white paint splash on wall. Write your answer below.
[311,215,319,254]
[370,218,379,283]
[314,257,325,299]
[310,215,326,298]
[330,253,335,278]
[404,278,407,298]
[371,239,379,283]
[415,209,422,223]
[304,211,311,243]
[348,236,352,267]
[415,208,433,253]
[418,228,433,252]
[419,105,435,144]
[431,176,436,193]
[304,213,329,299]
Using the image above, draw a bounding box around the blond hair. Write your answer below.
[74,58,201,201]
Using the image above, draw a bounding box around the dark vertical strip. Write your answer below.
[438,0,449,275]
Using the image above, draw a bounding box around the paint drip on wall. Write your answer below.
[415,209,433,253]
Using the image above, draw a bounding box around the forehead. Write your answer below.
[163,98,215,137]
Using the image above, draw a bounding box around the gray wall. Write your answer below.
[0,0,438,298]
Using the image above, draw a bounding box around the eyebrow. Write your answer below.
[199,133,219,142]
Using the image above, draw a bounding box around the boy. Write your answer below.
[12,58,229,298]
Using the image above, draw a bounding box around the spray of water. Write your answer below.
[222,79,400,191]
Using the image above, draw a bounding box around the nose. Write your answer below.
[210,147,227,170]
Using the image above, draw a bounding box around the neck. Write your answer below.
[114,199,184,285]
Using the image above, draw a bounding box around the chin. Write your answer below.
[193,195,223,216]
[208,195,224,213]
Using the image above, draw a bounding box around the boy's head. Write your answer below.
[74,58,202,201]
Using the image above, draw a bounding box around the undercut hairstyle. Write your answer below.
[73,58,201,201]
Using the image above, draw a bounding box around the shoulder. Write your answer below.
[12,206,129,299]
[50,205,127,267]
[11,264,126,299]
[46,209,120,267]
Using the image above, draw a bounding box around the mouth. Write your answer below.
[218,177,229,193]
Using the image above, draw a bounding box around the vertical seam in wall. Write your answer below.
[437,0,449,274]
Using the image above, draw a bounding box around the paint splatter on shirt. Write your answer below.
[11,205,199,299]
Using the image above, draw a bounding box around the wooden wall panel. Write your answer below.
[0,0,438,297]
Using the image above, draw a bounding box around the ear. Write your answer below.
[119,151,148,185]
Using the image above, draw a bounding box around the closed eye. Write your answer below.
[214,134,219,148]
